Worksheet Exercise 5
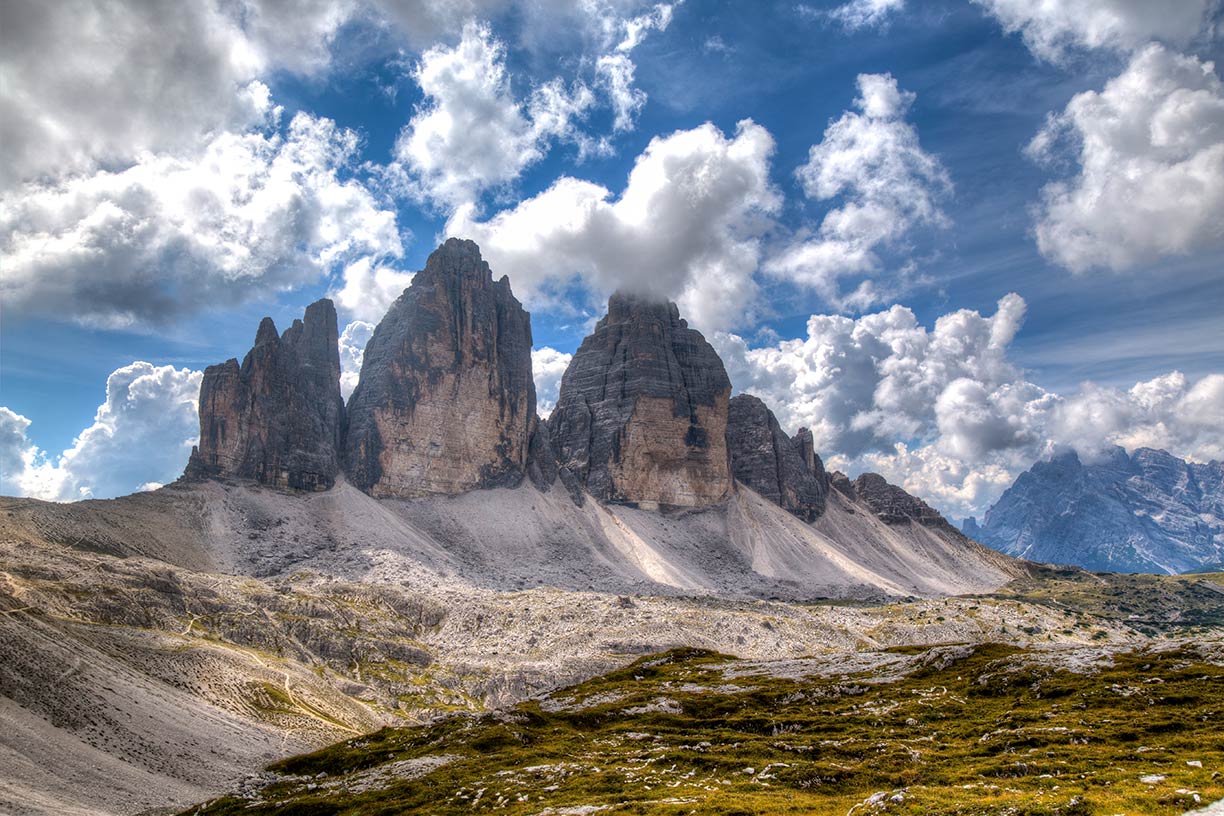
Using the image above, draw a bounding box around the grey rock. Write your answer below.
[726,394,828,521]
[186,299,343,491]
[852,473,952,529]
[976,447,1224,574]
[344,239,536,497]
[548,292,733,508]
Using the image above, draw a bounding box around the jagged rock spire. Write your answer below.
[726,394,829,521]
[343,238,537,497]
[186,298,343,490]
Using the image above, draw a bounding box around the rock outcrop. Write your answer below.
[849,473,950,528]
[726,394,828,521]
[548,292,732,509]
[186,299,343,490]
[344,239,536,498]
[971,447,1224,574]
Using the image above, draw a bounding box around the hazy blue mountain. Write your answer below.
[965,447,1224,574]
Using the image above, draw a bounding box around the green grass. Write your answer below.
[990,565,1224,632]
[187,642,1224,815]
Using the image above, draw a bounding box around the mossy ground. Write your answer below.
[187,642,1224,816]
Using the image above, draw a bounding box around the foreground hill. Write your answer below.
[967,447,1224,574]
[187,642,1224,816]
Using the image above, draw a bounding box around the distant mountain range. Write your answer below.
[964,447,1224,574]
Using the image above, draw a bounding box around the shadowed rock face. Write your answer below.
[344,238,536,498]
[186,299,343,490]
[973,447,1224,574]
[851,472,950,528]
[726,394,828,521]
[548,292,732,508]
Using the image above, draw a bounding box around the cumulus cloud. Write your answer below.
[532,347,574,417]
[970,0,1216,62]
[1027,44,1224,273]
[333,259,415,323]
[447,119,779,333]
[714,295,1224,519]
[765,73,951,310]
[0,1,266,188]
[390,21,596,207]
[1,113,403,327]
[0,363,202,501]
[338,320,377,400]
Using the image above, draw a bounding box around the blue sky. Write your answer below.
[2,0,1222,516]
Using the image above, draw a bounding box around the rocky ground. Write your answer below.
[187,640,1224,815]
[2,481,1221,815]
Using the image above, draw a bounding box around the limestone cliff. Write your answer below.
[186,299,343,490]
[726,394,828,521]
[344,239,536,497]
[548,292,732,508]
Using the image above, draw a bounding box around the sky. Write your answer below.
[2,0,1223,520]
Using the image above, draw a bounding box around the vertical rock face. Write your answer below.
[344,238,536,498]
[187,299,343,490]
[726,394,828,521]
[548,292,732,508]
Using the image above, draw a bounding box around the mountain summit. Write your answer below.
[344,238,537,498]
[967,446,1224,574]
[547,291,734,509]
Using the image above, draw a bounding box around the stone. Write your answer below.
[186,299,343,490]
[344,239,536,498]
[548,292,732,508]
[851,473,949,528]
[726,394,828,521]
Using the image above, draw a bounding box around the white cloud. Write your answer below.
[532,347,573,417]
[0,363,202,502]
[339,320,377,400]
[596,3,677,131]
[391,21,596,208]
[448,119,779,333]
[1,112,403,327]
[971,0,1216,62]
[823,0,906,31]
[1027,44,1224,273]
[0,1,266,188]
[714,294,1224,519]
[764,73,951,310]
[333,259,415,323]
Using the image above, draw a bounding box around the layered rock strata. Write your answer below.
[186,299,343,490]
[548,292,732,508]
[844,472,950,528]
[344,239,536,498]
[726,394,828,521]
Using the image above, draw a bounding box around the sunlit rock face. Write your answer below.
[187,298,344,490]
[548,292,732,509]
[726,394,829,521]
[344,238,536,498]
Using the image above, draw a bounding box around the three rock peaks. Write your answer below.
[187,238,944,526]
